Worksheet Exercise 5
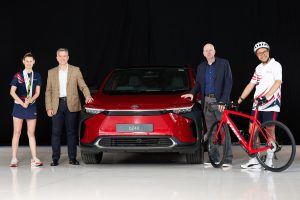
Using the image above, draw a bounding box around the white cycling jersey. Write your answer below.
[250,58,282,112]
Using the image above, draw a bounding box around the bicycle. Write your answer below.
[207,99,296,172]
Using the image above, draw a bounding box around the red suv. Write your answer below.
[79,66,205,164]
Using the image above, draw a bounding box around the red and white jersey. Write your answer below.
[251,58,282,112]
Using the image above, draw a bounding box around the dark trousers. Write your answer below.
[204,96,233,163]
[52,99,78,160]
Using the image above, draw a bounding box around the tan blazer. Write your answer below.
[45,65,91,114]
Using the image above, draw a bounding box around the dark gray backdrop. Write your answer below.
[1,0,299,145]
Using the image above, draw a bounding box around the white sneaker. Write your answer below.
[31,158,43,167]
[241,158,261,169]
[9,158,18,167]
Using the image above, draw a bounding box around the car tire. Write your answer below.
[81,151,103,164]
[185,143,204,164]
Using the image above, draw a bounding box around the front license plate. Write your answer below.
[116,124,153,132]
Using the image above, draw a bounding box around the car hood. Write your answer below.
[87,93,193,110]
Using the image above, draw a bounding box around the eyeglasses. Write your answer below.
[256,50,269,56]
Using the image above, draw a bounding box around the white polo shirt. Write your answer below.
[251,58,282,112]
[59,65,68,97]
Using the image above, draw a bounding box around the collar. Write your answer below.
[59,64,68,71]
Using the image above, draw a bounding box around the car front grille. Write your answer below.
[98,137,174,147]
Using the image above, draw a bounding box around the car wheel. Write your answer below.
[81,151,103,164]
[185,144,204,164]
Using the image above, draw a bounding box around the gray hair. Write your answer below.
[56,48,69,55]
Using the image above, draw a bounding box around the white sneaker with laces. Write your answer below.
[31,158,43,167]
[241,158,261,169]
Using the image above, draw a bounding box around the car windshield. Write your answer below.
[103,68,191,94]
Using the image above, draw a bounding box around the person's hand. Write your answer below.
[181,94,194,101]
[256,96,267,105]
[22,99,29,108]
[47,109,54,117]
[85,96,94,104]
[232,100,239,107]
[22,102,29,108]
[27,97,34,104]
[218,105,225,112]
[230,100,240,111]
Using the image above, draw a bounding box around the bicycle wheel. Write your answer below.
[253,120,296,172]
[208,121,228,168]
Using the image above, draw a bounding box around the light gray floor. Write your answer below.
[0,145,299,200]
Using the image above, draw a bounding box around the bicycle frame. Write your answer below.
[214,108,274,155]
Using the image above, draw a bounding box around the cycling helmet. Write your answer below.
[253,41,270,53]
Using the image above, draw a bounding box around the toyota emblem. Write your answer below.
[131,104,140,109]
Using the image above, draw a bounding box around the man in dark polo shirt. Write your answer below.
[181,43,233,167]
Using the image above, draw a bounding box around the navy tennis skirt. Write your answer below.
[12,103,37,119]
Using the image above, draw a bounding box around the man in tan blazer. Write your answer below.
[45,48,93,166]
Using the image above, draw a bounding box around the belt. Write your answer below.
[206,93,216,98]
[59,97,67,101]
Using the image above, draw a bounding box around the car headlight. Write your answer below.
[85,107,105,114]
[166,105,193,114]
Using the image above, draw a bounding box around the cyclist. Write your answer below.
[237,41,282,169]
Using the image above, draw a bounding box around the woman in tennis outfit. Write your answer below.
[9,52,43,167]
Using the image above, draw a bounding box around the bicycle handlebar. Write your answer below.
[208,101,239,111]
[209,97,267,111]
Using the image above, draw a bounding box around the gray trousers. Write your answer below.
[204,96,233,163]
